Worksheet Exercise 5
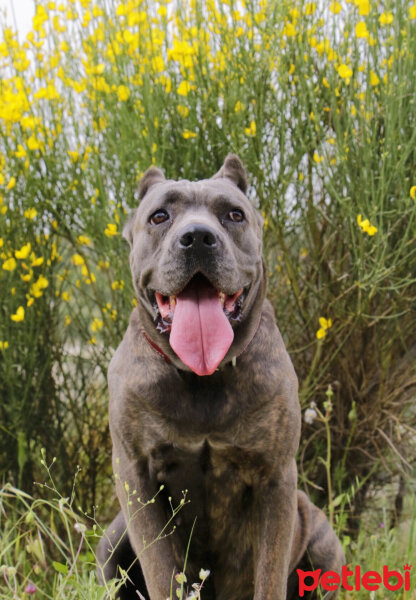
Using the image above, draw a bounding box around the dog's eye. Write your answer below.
[228,209,245,223]
[149,210,169,225]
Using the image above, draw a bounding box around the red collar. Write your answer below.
[141,330,171,364]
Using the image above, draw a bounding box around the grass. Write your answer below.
[1,0,415,512]
[1,458,415,599]
[343,494,416,599]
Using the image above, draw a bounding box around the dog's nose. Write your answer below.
[178,224,218,251]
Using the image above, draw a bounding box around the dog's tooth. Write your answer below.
[218,291,225,306]
[170,295,176,308]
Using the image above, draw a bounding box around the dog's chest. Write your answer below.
[144,364,282,506]
[148,438,257,597]
[148,437,267,494]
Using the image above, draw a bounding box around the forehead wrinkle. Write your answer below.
[161,190,188,205]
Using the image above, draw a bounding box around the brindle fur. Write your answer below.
[97,156,345,599]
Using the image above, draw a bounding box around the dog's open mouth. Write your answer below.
[151,274,246,376]
[153,275,245,332]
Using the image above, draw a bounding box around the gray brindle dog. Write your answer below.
[97,155,345,599]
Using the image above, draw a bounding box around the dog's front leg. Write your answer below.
[254,461,298,600]
[113,444,177,600]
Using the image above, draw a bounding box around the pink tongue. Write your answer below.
[170,279,234,376]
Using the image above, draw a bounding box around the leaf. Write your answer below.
[52,561,68,575]
[331,494,345,508]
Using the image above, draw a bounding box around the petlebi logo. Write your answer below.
[297,564,412,596]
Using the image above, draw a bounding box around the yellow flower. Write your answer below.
[24,208,37,220]
[305,2,316,15]
[72,253,85,266]
[117,85,130,102]
[234,101,245,112]
[313,152,324,163]
[65,315,71,326]
[92,63,105,75]
[357,214,378,235]
[62,291,71,301]
[6,176,16,190]
[167,39,196,67]
[316,316,332,339]
[410,4,416,19]
[177,81,193,96]
[11,306,25,322]
[161,75,172,93]
[31,255,44,267]
[27,136,41,151]
[15,242,31,259]
[0,341,9,350]
[98,259,109,270]
[319,317,333,330]
[283,22,296,37]
[338,64,353,82]
[182,130,197,139]
[20,270,33,282]
[356,0,370,16]
[104,223,118,236]
[151,55,165,73]
[379,12,393,25]
[370,71,380,86]
[2,257,17,271]
[30,275,49,298]
[177,105,189,118]
[329,2,342,14]
[355,21,369,39]
[77,235,91,245]
[111,279,124,290]
[410,186,416,200]
[68,150,79,161]
[91,317,103,332]
[245,121,256,136]
[15,145,27,159]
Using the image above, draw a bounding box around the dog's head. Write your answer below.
[124,154,266,375]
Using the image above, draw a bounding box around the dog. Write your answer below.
[97,155,345,599]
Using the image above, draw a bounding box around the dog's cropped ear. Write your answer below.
[138,166,166,199]
[212,154,248,194]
